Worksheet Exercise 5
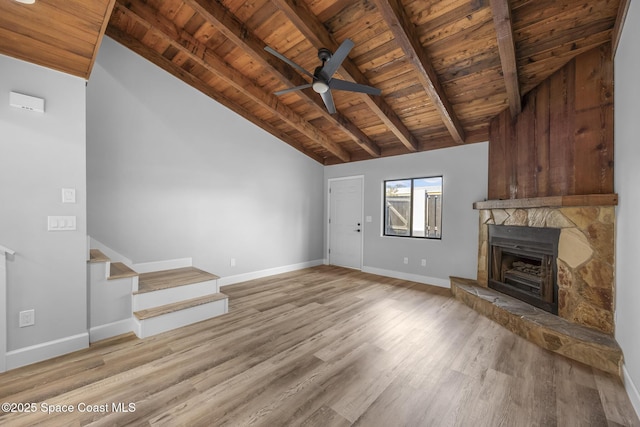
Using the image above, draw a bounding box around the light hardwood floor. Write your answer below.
[0,265,638,426]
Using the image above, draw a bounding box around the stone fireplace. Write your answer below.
[476,199,616,335]
[452,44,620,373]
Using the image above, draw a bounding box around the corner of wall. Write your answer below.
[624,365,640,419]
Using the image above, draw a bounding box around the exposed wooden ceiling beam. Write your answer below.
[106,25,324,164]
[271,0,420,152]
[612,0,631,57]
[183,0,380,158]
[114,0,350,163]
[372,0,466,144]
[490,0,522,117]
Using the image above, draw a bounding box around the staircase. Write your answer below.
[88,249,228,341]
[133,266,227,338]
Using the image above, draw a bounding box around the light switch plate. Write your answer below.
[48,216,76,231]
[62,188,76,203]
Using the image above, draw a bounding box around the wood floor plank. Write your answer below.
[238,342,381,426]
[595,373,640,426]
[556,376,609,426]
[0,266,637,426]
[327,344,404,423]
[301,405,351,427]
[84,381,199,426]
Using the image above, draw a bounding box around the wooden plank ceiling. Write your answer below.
[0,0,115,78]
[0,0,623,165]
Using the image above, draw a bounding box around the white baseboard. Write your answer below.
[217,260,448,289]
[623,364,640,420]
[89,318,135,343]
[361,266,450,288]
[5,333,89,371]
[133,258,192,274]
[218,259,324,287]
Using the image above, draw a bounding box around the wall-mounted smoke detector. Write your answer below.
[10,92,45,113]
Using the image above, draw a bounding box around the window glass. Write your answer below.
[384,176,442,239]
[384,179,411,236]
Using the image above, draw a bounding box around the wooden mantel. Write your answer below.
[473,194,618,210]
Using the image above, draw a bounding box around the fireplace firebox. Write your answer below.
[488,225,560,314]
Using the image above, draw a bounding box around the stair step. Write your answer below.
[134,293,227,320]
[136,266,219,294]
[89,249,109,263]
[109,262,138,280]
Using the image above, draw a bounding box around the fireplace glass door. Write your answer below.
[491,247,554,303]
[488,225,560,314]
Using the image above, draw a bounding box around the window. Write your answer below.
[384,176,443,239]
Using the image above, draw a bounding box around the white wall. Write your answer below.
[0,54,88,366]
[87,38,324,280]
[614,0,640,413]
[324,143,488,286]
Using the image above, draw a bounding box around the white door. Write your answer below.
[328,177,363,269]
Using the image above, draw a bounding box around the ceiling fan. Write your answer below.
[264,39,381,114]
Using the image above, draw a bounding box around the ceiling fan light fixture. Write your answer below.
[312,81,330,94]
[265,39,379,113]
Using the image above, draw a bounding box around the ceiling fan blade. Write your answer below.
[264,46,314,79]
[320,90,336,114]
[329,78,382,96]
[321,39,354,78]
[274,83,312,96]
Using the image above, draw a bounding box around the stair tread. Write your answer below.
[136,266,219,294]
[109,262,138,280]
[88,249,109,263]
[134,293,227,320]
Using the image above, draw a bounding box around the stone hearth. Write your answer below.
[450,195,620,375]
[450,277,622,376]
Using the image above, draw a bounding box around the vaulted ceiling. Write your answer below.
[1,0,629,164]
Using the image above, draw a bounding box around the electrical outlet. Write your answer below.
[19,309,35,327]
[230,258,236,267]
[403,257,408,265]
[421,259,427,267]
[61,188,76,203]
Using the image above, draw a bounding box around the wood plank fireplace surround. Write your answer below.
[450,43,623,376]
